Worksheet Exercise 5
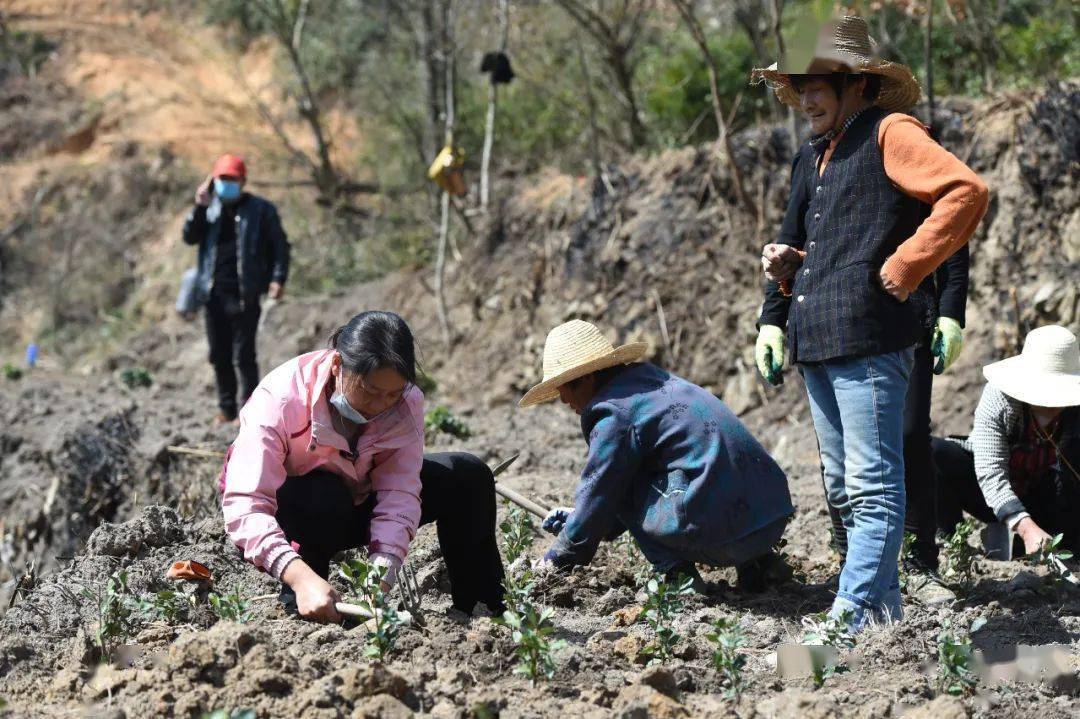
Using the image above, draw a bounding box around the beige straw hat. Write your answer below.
[519,320,648,408]
[983,325,1080,408]
[750,15,921,113]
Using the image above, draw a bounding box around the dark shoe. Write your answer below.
[664,563,707,594]
[736,551,794,593]
[278,584,298,615]
[214,409,238,425]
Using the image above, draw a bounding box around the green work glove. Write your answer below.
[931,316,963,375]
[755,325,786,386]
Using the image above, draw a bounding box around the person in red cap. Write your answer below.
[183,154,291,424]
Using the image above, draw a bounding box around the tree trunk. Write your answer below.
[480,0,509,211]
[768,0,798,151]
[670,0,757,217]
[434,0,455,347]
[608,44,647,147]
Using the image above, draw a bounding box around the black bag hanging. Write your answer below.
[480,51,515,85]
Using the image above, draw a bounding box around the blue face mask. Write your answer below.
[213,178,243,203]
[330,391,370,425]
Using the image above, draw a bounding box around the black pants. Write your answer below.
[205,291,261,417]
[827,337,939,567]
[275,452,506,614]
[932,436,1080,553]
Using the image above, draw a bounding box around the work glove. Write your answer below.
[755,325,786,386]
[931,316,963,375]
[370,552,401,589]
[542,507,573,535]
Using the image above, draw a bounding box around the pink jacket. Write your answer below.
[220,349,424,579]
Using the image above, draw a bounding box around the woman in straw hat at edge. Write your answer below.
[751,15,988,631]
[518,320,795,591]
[933,326,1080,556]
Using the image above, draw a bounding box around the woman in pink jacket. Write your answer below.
[221,311,504,621]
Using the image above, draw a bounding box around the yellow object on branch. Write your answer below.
[427,144,467,196]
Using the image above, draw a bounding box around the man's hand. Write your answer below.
[268,282,284,300]
[1015,517,1053,556]
[877,267,910,302]
[283,560,342,622]
[542,507,573,535]
[195,174,214,207]
[755,325,786,386]
[761,244,805,282]
[932,316,964,374]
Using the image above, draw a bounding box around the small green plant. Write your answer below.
[83,570,143,658]
[119,366,153,389]
[706,617,747,699]
[415,370,438,395]
[423,405,472,441]
[2,363,23,381]
[800,609,855,686]
[940,519,979,589]
[638,573,695,664]
[499,505,534,564]
[495,569,564,684]
[936,618,985,696]
[1031,533,1076,585]
[339,558,408,660]
[137,589,196,623]
[208,585,253,623]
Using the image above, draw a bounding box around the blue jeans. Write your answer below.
[800,347,914,630]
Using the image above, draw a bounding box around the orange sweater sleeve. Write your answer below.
[878,113,989,292]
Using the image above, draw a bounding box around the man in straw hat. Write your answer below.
[519,320,795,590]
[750,15,988,630]
[932,325,1080,557]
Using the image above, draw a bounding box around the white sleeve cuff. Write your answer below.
[1004,511,1030,531]
[370,552,403,587]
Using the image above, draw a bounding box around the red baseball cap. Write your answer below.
[212,154,247,180]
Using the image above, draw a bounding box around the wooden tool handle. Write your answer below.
[494,483,551,520]
[334,602,414,624]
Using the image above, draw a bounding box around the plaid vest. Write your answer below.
[787,107,929,363]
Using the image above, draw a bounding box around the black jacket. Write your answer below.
[182,193,290,301]
[758,107,969,362]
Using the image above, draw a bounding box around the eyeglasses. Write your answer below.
[352,374,411,405]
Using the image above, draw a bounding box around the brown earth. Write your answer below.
[1,3,1078,717]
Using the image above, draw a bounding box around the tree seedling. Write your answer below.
[800,609,855,686]
[208,584,253,623]
[423,405,472,441]
[83,570,143,659]
[898,531,917,590]
[2,363,23,381]
[495,569,564,684]
[940,519,979,590]
[707,617,747,699]
[499,505,534,564]
[339,558,408,660]
[638,573,695,664]
[936,618,986,696]
[119,366,153,389]
[137,589,196,623]
[1031,533,1077,586]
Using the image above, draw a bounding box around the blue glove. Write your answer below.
[542,507,573,535]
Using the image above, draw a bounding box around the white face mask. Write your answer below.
[330,390,369,424]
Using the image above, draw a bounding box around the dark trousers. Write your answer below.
[275,451,506,614]
[932,436,1080,553]
[205,291,261,417]
[826,338,939,567]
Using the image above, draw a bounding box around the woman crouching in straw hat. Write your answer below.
[933,326,1080,558]
[518,320,795,591]
[751,14,988,631]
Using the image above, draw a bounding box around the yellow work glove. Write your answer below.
[931,316,963,375]
[755,325,786,386]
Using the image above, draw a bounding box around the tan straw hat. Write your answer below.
[983,325,1080,408]
[750,15,921,113]
[519,320,648,408]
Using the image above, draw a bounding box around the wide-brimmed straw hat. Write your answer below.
[983,325,1080,408]
[519,320,648,408]
[750,15,921,113]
